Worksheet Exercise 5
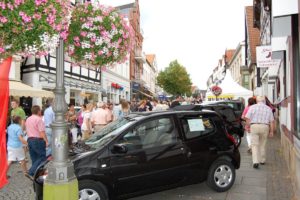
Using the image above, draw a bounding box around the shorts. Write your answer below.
[7,146,25,161]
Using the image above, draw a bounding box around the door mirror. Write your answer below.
[112,144,128,154]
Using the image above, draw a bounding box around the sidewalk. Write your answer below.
[0,132,296,200]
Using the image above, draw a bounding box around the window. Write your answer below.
[118,117,177,150]
[182,116,215,139]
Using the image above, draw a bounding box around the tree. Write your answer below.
[157,60,192,96]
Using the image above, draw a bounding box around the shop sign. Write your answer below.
[256,46,281,68]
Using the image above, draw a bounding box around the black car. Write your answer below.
[33,110,240,200]
[172,104,244,146]
[202,100,245,118]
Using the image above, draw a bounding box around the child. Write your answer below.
[6,116,28,177]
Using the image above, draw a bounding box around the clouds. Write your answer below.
[100,0,252,89]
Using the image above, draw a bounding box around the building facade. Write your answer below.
[253,0,300,195]
[245,6,261,92]
[21,55,104,106]
[228,42,250,89]
[117,0,148,100]
[101,60,131,104]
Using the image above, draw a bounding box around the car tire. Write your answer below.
[206,158,235,192]
[79,180,108,200]
[232,133,241,147]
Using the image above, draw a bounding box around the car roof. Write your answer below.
[127,110,218,120]
[202,100,243,105]
[170,104,233,111]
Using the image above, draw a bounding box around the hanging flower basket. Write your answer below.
[211,85,222,96]
[66,2,134,67]
[0,0,71,61]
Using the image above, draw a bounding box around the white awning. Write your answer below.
[9,81,54,98]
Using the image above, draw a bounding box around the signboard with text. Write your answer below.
[256,46,281,68]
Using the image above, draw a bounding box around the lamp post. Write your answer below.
[44,39,78,200]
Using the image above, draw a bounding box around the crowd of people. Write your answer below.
[6,96,203,180]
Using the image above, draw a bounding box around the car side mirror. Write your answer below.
[112,144,128,154]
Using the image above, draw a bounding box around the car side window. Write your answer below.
[118,117,177,150]
[182,116,215,139]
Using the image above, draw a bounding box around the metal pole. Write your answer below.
[44,38,78,200]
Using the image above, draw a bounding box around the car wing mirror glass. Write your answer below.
[112,144,128,154]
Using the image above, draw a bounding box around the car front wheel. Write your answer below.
[79,180,108,200]
[206,159,235,192]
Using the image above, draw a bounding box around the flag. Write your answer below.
[0,57,12,189]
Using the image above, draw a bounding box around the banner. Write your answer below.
[0,57,12,189]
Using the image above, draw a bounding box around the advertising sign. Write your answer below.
[256,46,281,68]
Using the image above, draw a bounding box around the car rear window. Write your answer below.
[215,107,237,122]
[181,116,215,139]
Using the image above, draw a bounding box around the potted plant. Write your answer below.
[0,0,71,62]
[66,2,133,67]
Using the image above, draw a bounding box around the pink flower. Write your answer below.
[19,12,32,23]
[47,15,55,25]
[0,2,5,9]
[33,13,41,20]
[73,36,80,42]
[0,16,8,23]
[80,31,87,37]
[91,37,96,42]
[74,42,81,47]
[35,0,48,6]
[15,0,25,7]
[0,47,5,53]
[60,31,68,40]
[98,50,103,55]
[101,31,108,37]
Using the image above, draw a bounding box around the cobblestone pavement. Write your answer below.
[0,132,297,200]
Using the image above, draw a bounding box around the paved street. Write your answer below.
[0,132,296,200]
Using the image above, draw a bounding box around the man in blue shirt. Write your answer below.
[43,99,55,157]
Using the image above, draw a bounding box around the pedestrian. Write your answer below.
[152,99,164,111]
[81,103,93,140]
[170,95,182,108]
[43,98,54,157]
[66,104,78,144]
[146,99,153,111]
[76,104,86,140]
[25,105,48,177]
[130,99,138,112]
[91,102,109,133]
[138,100,148,112]
[105,103,114,123]
[6,116,28,178]
[10,99,26,126]
[10,99,27,160]
[241,97,257,153]
[120,101,130,117]
[245,96,275,169]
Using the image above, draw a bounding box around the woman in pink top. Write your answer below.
[242,97,256,153]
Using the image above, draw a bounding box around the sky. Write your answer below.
[100,0,253,89]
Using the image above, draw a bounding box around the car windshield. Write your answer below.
[85,117,134,149]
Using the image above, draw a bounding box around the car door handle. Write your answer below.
[209,147,217,151]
